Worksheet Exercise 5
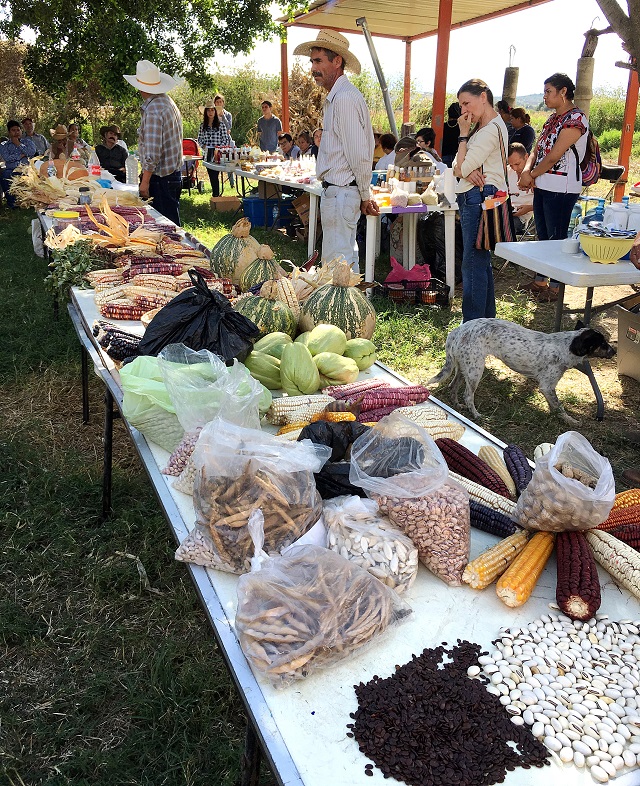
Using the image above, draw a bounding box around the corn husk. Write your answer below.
[44,225,85,250]
[289,256,362,302]
[83,197,163,253]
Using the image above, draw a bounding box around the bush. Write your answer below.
[598,128,622,153]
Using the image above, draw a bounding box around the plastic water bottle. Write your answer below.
[71,144,81,161]
[125,154,138,185]
[87,149,101,178]
[584,197,605,225]
[272,204,279,227]
[568,202,582,236]
[622,195,630,207]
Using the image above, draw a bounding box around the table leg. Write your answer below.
[406,214,417,270]
[81,345,90,424]
[444,209,455,302]
[577,360,605,421]
[402,214,411,269]
[584,286,594,326]
[239,720,262,786]
[365,215,377,294]
[375,215,381,259]
[308,194,318,257]
[554,284,566,332]
[101,388,114,522]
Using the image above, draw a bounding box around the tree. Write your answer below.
[593,0,640,68]
[0,0,290,101]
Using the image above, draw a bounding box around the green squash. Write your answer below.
[343,338,377,371]
[280,343,320,396]
[313,352,359,388]
[244,351,282,390]
[210,218,259,279]
[298,260,376,340]
[233,285,297,338]
[239,245,282,292]
[304,324,347,356]
[253,331,293,359]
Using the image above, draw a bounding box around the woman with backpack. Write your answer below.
[518,73,588,302]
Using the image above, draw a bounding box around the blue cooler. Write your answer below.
[242,196,295,229]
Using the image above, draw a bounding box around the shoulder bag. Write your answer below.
[475,123,517,251]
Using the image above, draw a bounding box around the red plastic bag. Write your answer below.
[384,256,431,284]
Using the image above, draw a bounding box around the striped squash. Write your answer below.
[239,245,282,292]
[233,283,297,338]
[210,218,259,280]
[297,260,376,340]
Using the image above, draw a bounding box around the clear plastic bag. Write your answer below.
[181,419,330,573]
[236,538,412,688]
[323,495,419,594]
[515,431,615,532]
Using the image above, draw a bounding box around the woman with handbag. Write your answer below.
[453,79,510,322]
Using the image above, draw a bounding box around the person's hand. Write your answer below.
[630,240,640,269]
[466,168,485,188]
[458,112,472,136]
[361,198,379,216]
[519,171,534,190]
[514,204,532,217]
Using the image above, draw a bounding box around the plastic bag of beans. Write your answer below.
[349,413,470,586]
[514,431,615,532]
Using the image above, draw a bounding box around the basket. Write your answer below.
[374,277,450,307]
[578,233,636,264]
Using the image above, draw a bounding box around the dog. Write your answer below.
[428,319,616,425]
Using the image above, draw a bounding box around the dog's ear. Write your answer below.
[569,329,605,357]
[575,319,585,330]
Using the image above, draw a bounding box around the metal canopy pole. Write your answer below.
[356,16,398,138]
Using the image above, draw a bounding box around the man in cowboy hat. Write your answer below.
[96,125,128,182]
[294,30,378,272]
[124,59,183,225]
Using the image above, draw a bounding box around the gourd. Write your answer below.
[39,159,89,180]
[253,331,293,359]
[280,343,320,396]
[298,259,376,340]
[304,324,347,357]
[232,282,297,338]
[210,218,259,280]
[313,352,359,388]
[244,351,281,390]
[238,245,283,292]
[343,338,377,371]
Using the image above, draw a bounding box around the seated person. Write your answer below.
[95,125,127,182]
[297,130,312,155]
[414,128,447,174]
[509,108,536,153]
[373,131,384,166]
[376,133,397,171]
[0,120,37,208]
[507,142,533,233]
[277,133,300,160]
[394,136,442,172]
[310,127,322,158]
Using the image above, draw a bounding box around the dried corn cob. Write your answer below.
[533,442,554,460]
[555,530,601,621]
[85,269,123,285]
[469,500,518,537]
[503,444,533,494]
[393,405,450,423]
[322,379,391,400]
[436,438,512,499]
[131,273,183,290]
[448,472,517,517]
[421,420,466,441]
[597,503,640,531]
[463,530,529,589]
[122,260,185,280]
[98,300,146,321]
[265,395,336,426]
[360,385,431,412]
[92,320,141,361]
[356,405,398,423]
[275,427,304,441]
[586,529,640,602]
[310,411,356,423]
[613,489,640,509]
[127,285,177,309]
[94,284,131,305]
[478,445,517,499]
[604,524,640,551]
[496,531,555,608]
[276,422,310,435]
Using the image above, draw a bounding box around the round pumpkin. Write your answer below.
[233,282,297,338]
[39,159,89,180]
[210,218,260,280]
[239,245,282,292]
[297,260,376,340]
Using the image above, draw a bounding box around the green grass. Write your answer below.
[1,185,639,785]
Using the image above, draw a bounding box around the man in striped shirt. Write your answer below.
[124,60,184,225]
[294,31,378,272]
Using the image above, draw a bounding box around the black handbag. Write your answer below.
[475,126,517,251]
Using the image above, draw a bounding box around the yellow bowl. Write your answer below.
[578,233,635,264]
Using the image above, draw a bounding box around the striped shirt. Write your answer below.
[138,93,183,177]
[316,74,374,201]
[197,122,232,150]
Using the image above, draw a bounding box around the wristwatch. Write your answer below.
[458,136,469,142]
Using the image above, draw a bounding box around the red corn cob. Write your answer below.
[597,503,640,531]
[356,406,398,423]
[359,385,431,412]
[602,524,640,551]
[435,438,512,499]
[556,530,601,621]
[322,380,391,400]
[503,444,533,494]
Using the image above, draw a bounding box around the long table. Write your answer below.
[65,280,640,786]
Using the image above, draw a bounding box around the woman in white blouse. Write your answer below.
[453,79,509,322]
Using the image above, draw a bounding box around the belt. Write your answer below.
[322,179,357,189]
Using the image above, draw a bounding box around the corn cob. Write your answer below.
[131,273,183,291]
[436,438,512,499]
[275,427,304,441]
[122,260,185,280]
[503,444,533,494]
[478,446,517,499]
[613,489,640,508]
[98,300,146,321]
[496,531,555,607]
[393,405,451,423]
[597,503,640,531]
[533,442,554,460]
[586,529,640,602]
[276,422,310,435]
[463,530,529,589]
[310,411,356,423]
[421,420,466,441]
[555,530,601,621]
[94,284,132,306]
[322,379,391,400]
[127,285,177,309]
[270,276,300,317]
[356,405,398,423]
[92,320,141,361]
[448,472,517,517]
[603,524,640,551]
[360,385,431,412]
[85,269,123,285]
[469,500,518,537]
[265,395,336,426]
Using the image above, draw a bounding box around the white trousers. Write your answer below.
[320,185,361,272]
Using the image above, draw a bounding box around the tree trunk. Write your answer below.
[596,0,640,67]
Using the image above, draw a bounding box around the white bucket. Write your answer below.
[627,204,640,232]
[603,203,629,230]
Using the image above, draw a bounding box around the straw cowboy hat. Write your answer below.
[198,99,217,113]
[49,124,68,140]
[123,60,182,93]
[293,31,361,75]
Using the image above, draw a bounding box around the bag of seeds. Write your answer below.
[349,412,470,586]
[323,495,419,594]
[514,430,615,532]
[236,531,411,688]
[175,419,330,574]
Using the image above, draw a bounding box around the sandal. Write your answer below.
[517,279,548,293]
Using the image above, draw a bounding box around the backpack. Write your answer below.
[572,129,602,187]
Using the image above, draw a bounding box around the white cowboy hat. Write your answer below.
[123,60,182,93]
[293,30,361,75]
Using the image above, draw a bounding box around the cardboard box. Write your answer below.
[258,180,280,200]
[210,196,241,212]
[617,294,640,383]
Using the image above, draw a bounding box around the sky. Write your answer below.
[211,0,632,97]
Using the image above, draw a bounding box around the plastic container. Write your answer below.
[579,232,636,264]
[568,202,582,235]
[52,210,81,230]
[87,150,101,178]
[242,196,294,228]
[125,154,138,186]
[78,187,92,205]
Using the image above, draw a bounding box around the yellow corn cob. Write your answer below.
[496,531,555,607]
[394,405,451,424]
[613,489,640,510]
[463,530,529,590]
[265,394,336,426]
[478,446,517,499]
[361,422,378,427]
[310,411,356,423]
[448,471,517,517]
[275,427,304,441]
[274,276,300,318]
[585,530,640,601]
[276,422,310,435]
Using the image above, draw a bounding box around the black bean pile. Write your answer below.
[347,640,550,785]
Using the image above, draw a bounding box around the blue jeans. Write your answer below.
[149,170,182,225]
[533,188,579,286]
[1,173,17,209]
[458,185,497,322]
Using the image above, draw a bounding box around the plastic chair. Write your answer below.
[579,164,626,207]
[181,139,204,195]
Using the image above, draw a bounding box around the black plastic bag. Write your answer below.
[315,462,367,499]
[417,212,463,284]
[355,435,426,478]
[298,421,371,463]
[137,270,260,362]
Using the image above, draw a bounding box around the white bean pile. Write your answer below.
[469,611,640,783]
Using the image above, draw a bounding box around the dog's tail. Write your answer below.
[428,353,456,388]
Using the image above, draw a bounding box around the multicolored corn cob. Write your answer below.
[555,530,601,621]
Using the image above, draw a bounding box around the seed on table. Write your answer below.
[589,764,610,782]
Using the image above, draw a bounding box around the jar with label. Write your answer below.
[52,210,81,231]
[78,187,92,205]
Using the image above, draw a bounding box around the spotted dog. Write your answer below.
[428,319,615,425]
